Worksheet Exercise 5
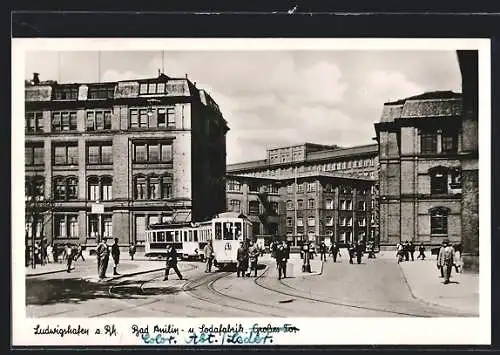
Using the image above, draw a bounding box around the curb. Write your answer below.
[26,268,69,277]
[398,264,478,316]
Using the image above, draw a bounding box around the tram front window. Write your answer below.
[235,222,242,240]
[166,231,173,242]
[194,230,198,242]
[215,222,222,240]
[157,231,165,242]
[223,222,233,240]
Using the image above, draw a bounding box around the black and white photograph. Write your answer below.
[12,38,490,345]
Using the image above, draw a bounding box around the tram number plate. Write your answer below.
[224,242,232,250]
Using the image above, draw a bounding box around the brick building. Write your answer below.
[24,72,228,251]
[375,91,465,248]
[226,143,378,247]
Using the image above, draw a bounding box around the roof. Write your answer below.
[228,171,375,183]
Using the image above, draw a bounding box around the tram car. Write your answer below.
[211,212,253,269]
[145,221,210,261]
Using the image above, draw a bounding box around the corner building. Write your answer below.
[24,73,228,250]
[375,91,465,248]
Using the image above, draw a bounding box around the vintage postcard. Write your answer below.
[12,38,491,346]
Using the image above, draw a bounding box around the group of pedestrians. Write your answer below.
[28,240,86,266]
[96,238,121,280]
[396,241,422,263]
[236,240,264,278]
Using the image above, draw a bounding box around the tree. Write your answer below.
[25,177,53,268]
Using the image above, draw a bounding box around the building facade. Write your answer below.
[375,91,465,248]
[226,143,378,247]
[24,73,228,250]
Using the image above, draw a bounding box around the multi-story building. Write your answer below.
[375,90,465,248]
[24,72,228,251]
[226,143,378,247]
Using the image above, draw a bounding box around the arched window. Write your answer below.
[161,175,173,199]
[430,207,450,235]
[54,176,66,200]
[149,175,160,199]
[88,176,99,201]
[67,177,78,200]
[101,176,112,200]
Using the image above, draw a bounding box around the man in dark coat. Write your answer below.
[355,241,363,264]
[319,241,328,262]
[404,241,410,261]
[409,241,415,261]
[348,243,355,264]
[163,244,183,280]
[276,242,288,280]
[66,245,77,273]
[329,242,340,262]
[111,238,120,276]
[236,241,249,277]
[97,238,110,280]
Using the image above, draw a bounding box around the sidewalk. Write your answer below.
[398,258,479,316]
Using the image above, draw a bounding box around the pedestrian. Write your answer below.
[436,241,446,278]
[75,243,85,261]
[248,241,260,277]
[276,242,288,280]
[236,241,249,277]
[439,240,456,284]
[454,243,463,273]
[111,238,120,276]
[355,241,363,264]
[46,243,53,263]
[319,241,327,262]
[97,238,110,280]
[409,241,415,261]
[66,245,77,273]
[396,243,404,264]
[203,240,214,273]
[41,239,47,265]
[65,243,72,262]
[348,243,355,264]
[270,241,277,259]
[404,241,410,262]
[418,242,426,260]
[329,242,340,262]
[129,243,136,260]
[369,241,376,259]
[163,244,183,280]
[34,242,41,265]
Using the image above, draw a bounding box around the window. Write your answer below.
[54,214,79,238]
[297,199,304,209]
[53,86,78,100]
[358,201,366,211]
[227,180,241,192]
[87,143,112,165]
[248,182,259,193]
[346,200,353,210]
[167,107,176,128]
[130,109,139,128]
[307,182,315,192]
[340,200,346,210]
[249,201,260,215]
[431,208,448,235]
[286,217,293,227]
[53,144,78,165]
[157,108,166,127]
[25,112,44,133]
[88,177,99,201]
[162,176,173,199]
[421,133,437,154]
[135,177,147,200]
[324,184,333,192]
[325,199,333,210]
[25,176,45,201]
[51,111,77,131]
[286,200,293,210]
[140,83,148,94]
[86,110,112,131]
[442,132,457,153]
[25,144,44,166]
[139,110,148,128]
[297,218,304,227]
[133,142,173,163]
[307,198,315,209]
[431,171,448,194]
[99,177,112,201]
[103,216,112,238]
[308,216,315,227]
[88,85,114,99]
[339,217,346,226]
[347,217,353,226]
[135,215,146,245]
[149,177,160,199]
[270,202,279,214]
[450,168,462,189]
[297,183,304,193]
[287,185,293,193]
[269,184,279,194]
[53,176,78,201]
[358,217,366,227]
[229,199,241,212]
[325,216,333,226]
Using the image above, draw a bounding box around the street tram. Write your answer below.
[144,212,253,267]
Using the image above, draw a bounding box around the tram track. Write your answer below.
[252,261,448,317]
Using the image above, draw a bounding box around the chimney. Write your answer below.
[32,73,40,85]
[158,69,161,76]
[193,82,197,87]
[185,73,188,79]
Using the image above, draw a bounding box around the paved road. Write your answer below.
[26,257,473,318]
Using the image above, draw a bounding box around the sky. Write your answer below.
[25,50,462,164]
